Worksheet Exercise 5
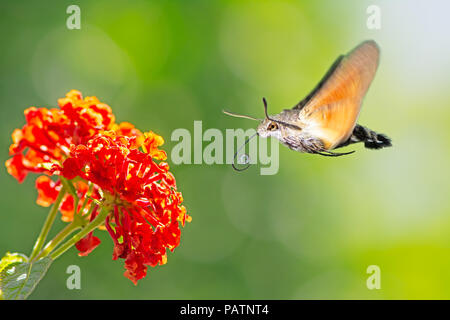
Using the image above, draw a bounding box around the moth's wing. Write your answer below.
[298,40,380,150]
[293,54,344,111]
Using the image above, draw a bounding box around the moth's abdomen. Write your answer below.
[337,124,392,150]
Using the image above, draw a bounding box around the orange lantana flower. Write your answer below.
[5,90,190,285]
[52,130,189,284]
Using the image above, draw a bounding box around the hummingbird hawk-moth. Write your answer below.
[224,40,392,169]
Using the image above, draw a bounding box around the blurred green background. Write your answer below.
[1,0,450,299]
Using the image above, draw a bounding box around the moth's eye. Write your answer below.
[268,122,278,131]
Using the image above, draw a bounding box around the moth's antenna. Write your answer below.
[232,132,258,172]
[222,110,261,122]
[262,97,303,131]
[263,97,270,119]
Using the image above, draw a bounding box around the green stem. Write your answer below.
[32,185,96,261]
[33,220,81,261]
[50,206,111,260]
[29,186,66,261]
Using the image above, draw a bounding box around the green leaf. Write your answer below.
[0,252,52,300]
[0,252,28,274]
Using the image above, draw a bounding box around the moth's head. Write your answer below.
[223,98,285,139]
[257,118,281,138]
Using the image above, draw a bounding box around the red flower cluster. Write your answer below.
[53,131,189,283]
[5,90,190,284]
[6,90,114,219]
[6,90,115,183]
